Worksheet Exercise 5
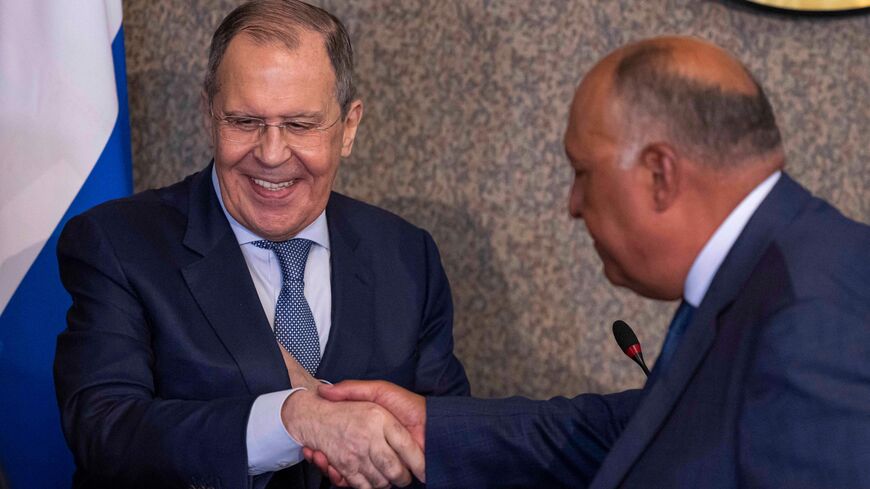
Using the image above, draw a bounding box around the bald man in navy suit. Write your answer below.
[311,36,870,489]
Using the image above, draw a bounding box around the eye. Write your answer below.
[283,120,318,133]
[227,117,262,131]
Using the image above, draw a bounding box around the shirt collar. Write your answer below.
[683,170,781,307]
[211,165,330,250]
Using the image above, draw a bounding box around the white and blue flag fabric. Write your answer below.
[0,1,133,485]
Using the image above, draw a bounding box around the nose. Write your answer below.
[254,125,292,167]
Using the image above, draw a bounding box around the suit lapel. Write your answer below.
[180,165,290,395]
[591,174,812,488]
[316,193,376,382]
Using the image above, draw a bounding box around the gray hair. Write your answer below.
[204,0,356,115]
[614,44,782,167]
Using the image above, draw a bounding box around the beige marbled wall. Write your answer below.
[122,0,869,398]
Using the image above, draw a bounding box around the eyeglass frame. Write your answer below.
[208,107,344,146]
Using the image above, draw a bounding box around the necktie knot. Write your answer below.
[253,238,313,282]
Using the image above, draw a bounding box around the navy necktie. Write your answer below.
[654,300,696,376]
[253,238,321,375]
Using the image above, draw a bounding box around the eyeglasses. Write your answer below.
[210,109,342,148]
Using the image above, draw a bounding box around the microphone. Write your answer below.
[612,320,650,376]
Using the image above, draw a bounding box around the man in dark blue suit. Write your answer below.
[53,1,468,488]
[313,36,870,488]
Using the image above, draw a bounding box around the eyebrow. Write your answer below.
[222,110,326,120]
[282,111,325,119]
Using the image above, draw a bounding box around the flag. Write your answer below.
[0,1,133,485]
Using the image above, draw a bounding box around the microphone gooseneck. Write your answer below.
[612,320,650,376]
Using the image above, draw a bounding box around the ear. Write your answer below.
[639,142,680,212]
[339,99,364,157]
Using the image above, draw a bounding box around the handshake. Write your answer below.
[281,349,427,489]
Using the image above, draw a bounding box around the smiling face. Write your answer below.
[209,30,362,241]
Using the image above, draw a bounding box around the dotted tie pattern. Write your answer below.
[253,238,321,376]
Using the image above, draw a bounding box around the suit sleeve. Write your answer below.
[54,214,254,489]
[425,389,641,488]
[411,230,470,396]
[739,298,870,488]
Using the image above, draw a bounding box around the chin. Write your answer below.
[258,220,307,241]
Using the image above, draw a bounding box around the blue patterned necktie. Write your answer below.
[253,238,321,375]
[654,300,696,376]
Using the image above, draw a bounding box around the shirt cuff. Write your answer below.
[246,388,307,475]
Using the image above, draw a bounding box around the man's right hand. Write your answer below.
[304,380,428,487]
[280,388,424,489]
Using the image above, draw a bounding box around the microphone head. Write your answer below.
[612,320,639,351]
[612,320,650,376]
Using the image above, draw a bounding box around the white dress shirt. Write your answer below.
[683,171,781,307]
[211,168,332,475]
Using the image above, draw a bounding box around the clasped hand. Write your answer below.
[283,380,425,489]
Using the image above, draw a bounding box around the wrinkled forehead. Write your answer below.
[213,33,338,116]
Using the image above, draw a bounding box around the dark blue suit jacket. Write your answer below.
[54,166,469,489]
[425,174,870,488]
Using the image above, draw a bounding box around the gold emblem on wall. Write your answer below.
[746,0,870,11]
